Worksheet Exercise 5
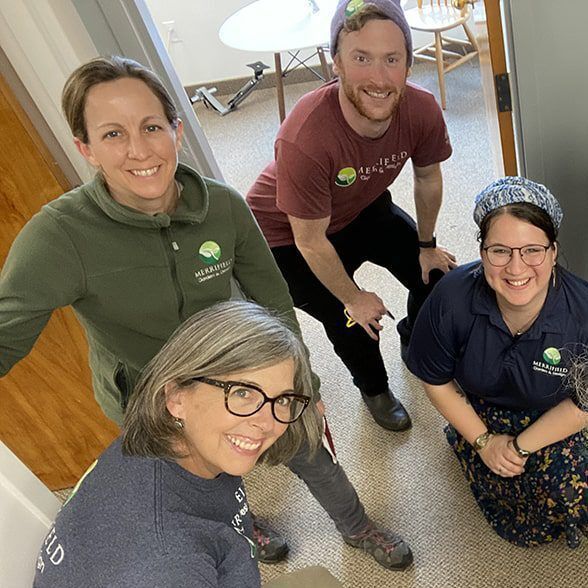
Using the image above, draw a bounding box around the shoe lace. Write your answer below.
[252,521,271,547]
[351,525,403,554]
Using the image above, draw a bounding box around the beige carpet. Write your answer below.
[194,61,588,588]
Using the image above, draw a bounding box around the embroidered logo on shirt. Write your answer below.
[198,241,222,265]
[335,167,357,187]
[542,347,561,366]
[532,347,568,377]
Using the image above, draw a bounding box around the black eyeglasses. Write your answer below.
[482,244,553,267]
[188,376,310,424]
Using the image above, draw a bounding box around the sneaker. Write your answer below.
[361,389,412,431]
[252,515,289,564]
[343,521,413,570]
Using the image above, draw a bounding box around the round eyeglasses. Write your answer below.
[188,376,310,424]
[482,244,553,267]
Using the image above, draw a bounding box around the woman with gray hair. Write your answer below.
[34,301,341,587]
[407,177,588,548]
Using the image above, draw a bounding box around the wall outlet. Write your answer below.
[162,20,182,45]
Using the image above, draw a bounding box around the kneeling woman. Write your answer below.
[34,301,325,587]
[407,177,588,548]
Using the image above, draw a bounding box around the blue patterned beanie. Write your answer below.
[473,176,563,229]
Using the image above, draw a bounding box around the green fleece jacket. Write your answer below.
[0,164,298,424]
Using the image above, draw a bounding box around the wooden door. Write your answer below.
[0,72,118,491]
[482,0,517,175]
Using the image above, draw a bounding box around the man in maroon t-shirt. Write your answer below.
[247,0,457,431]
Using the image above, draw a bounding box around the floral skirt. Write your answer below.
[445,399,588,548]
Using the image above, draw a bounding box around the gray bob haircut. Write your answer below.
[123,300,322,465]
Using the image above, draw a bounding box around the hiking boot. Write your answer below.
[343,521,413,570]
[252,515,289,563]
[361,389,412,431]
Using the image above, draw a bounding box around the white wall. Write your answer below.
[145,0,284,85]
[0,442,61,586]
[0,0,98,182]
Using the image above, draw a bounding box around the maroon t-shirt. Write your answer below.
[247,80,452,247]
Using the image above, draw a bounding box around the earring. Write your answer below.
[552,265,557,288]
[173,417,184,430]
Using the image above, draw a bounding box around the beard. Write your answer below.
[339,70,405,122]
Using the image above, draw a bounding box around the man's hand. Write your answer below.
[344,290,389,341]
[419,246,457,284]
[478,434,527,477]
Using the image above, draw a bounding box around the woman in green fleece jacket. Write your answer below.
[0,56,412,571]
[1,58,297,424]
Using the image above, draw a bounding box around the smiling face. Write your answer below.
[333,18,408,137]
[74,77,183,215]
[165,360,293,479]
[481,213,557,313]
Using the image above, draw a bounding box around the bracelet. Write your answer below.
[512,437,531,457]
[472,431,492,452]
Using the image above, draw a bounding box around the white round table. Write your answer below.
[219,0,338,122]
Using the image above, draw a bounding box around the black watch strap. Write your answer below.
[418,235,437,248]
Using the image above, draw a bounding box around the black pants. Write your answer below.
[272,191,442,396]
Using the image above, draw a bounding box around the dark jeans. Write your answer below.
[272,191,442,397]
[288,442,368,537]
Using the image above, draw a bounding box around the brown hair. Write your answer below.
[341,4,390,34]
[61,56,179,143]
[122,301,323,466]
[477,202,559,247]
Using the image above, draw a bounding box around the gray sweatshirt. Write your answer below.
[34,439,261,587]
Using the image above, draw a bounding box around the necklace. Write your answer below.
[503,308,541,337]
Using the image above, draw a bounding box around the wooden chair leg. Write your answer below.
[463,22,479,52]
[434,32,446,109]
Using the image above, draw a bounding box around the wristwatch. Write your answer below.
[418,235,437,248]
[472,431,493,452]
[512,437,531,457]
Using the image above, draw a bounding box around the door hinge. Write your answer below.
[494,73,512,113]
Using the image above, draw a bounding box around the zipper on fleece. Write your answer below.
[162,227,185,321]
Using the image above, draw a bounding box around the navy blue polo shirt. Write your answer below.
[407,262,588,411]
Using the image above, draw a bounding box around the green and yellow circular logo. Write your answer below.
[198,241,221,265]
[335,167,357,187]
[542,347,561,366]
[345,0,365,18]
